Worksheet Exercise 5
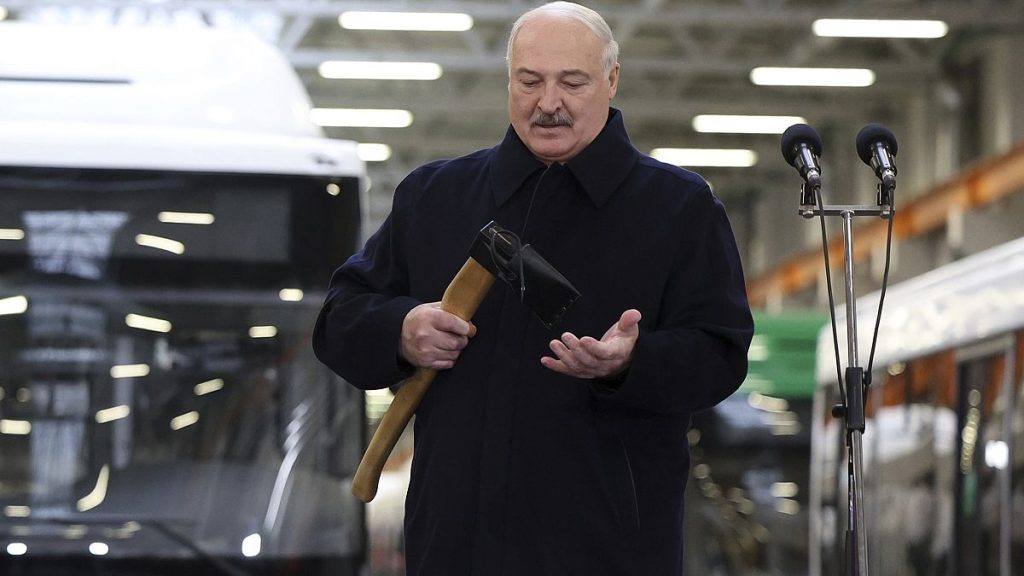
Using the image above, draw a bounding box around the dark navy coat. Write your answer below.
[313,109,753,575]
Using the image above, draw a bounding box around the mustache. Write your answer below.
[532,112,573,127]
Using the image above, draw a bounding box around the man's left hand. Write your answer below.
[541,309,641,379]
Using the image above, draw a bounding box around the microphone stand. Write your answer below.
[800,180,894,576]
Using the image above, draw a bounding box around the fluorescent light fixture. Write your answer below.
[750,67,876,87]
[0,228,25,240]
[310,108,413,128]
[0,419,31,435]
[693,115,807,134]
[278,288,304,302]
[242,533,262,557]
[339,11,473,31]
[110,364,150,379]
[0,295,28,316]
[194,378,224,396]
[77,465,110,512]
[170,411,200,431]
[813,18,948,39]
[7,543,28,556]
[319,61,443,80]
[650,148,758,167]
[770,482,799,498]
[249,325,278,338]
[4,506,30,518]
[357,143,393,162]
[89,542,109,556]
[125,313,172,333]
[158,211,215,225]
[135,234,185,254]
[95,405,131,424]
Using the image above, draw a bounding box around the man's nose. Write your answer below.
[537,84,563,113]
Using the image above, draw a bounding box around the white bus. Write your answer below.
[810,236,1024,576]
[0,23,369,575]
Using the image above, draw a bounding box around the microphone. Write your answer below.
[855,123,898,204]
[781,123,824,211]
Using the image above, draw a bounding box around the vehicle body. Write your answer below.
[686,311,826,575]
[0,23,368,575]
[809,236,1024,575]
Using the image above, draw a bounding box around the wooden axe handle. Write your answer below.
[351,257,496,502]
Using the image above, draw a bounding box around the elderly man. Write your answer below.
[313,2,753,575]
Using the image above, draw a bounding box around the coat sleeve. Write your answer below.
[311,176,422,390]
[595,187,754,415]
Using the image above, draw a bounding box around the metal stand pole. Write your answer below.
[841,211,868,576]
[803,203,891,576]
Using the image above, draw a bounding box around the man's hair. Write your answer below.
[506,2,620,75]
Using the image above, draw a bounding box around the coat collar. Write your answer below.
[490,108,639,208]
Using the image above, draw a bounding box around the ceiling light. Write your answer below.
[0,295,28,316]
[249,325,278,338]
[319,61,443,80]
[135,234,185,254]
[0,419,31,435]
[125,313,172,333]
[170,411,200,430]
[0,7,8,22]
[326,183,341,196]
[194,378,224,396]
[310,108,413,128]
[7,543,28,556]
[4,506,30,518]
[813,18,948,39]
[650,148,758,168]
[339,11,473,31]
[357,143,393,162]
[110,364,150,379]
[750,67,876,87]
[693,115,808,134]
[278,288,304,302]
[88,542,109,556]
[0,228,25,240]
[158,211,215,225]
[95,405,131,424]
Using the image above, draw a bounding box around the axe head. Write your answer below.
[468,221,581,329]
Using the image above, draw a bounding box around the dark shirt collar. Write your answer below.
[490,108,639,208]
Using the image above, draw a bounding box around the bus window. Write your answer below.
[1011,335,1024,573]
[955,352,1008,576]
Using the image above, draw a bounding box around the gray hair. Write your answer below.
[506,2,620,75]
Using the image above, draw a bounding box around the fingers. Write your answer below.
[618,309,642,332]
[400,302,476,369]
[541,309,642,379]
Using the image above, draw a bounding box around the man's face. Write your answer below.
[508,15,619,164]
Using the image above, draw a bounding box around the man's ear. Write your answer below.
[608,63,620,99]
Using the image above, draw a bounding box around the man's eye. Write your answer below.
[521,80,539,87]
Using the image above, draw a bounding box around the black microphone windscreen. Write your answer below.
[855,123,898,165]
[780,124,823,166]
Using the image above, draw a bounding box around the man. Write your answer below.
[313,2,753,574]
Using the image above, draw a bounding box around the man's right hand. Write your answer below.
[400,302,476,370]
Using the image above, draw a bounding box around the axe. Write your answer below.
[350,220,580,502]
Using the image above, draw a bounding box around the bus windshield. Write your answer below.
[0,165,366,575]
